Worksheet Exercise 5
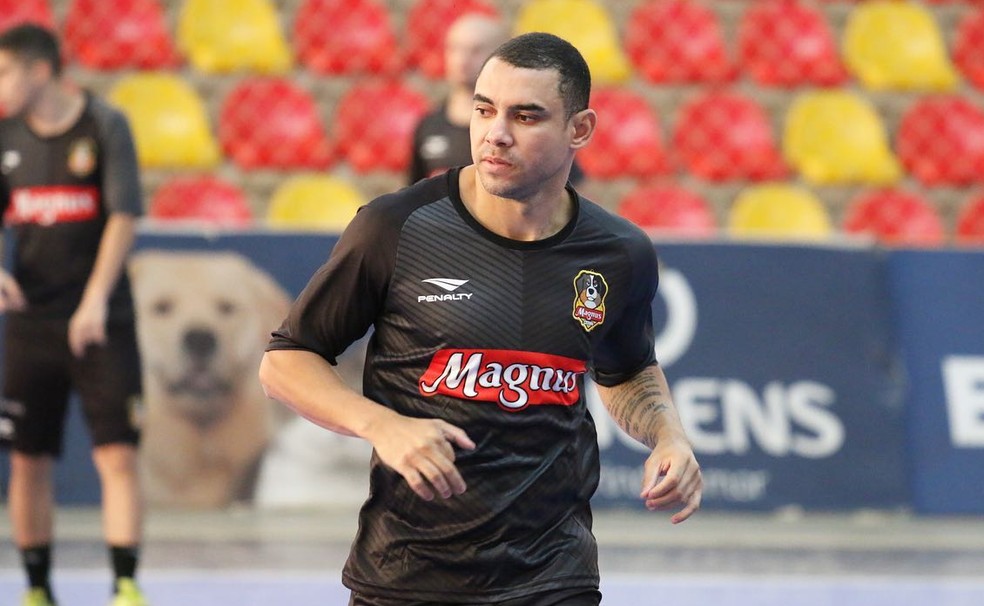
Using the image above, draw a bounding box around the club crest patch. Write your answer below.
[68,137,97,177]
[572,269,608,332]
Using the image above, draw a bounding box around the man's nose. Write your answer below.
[485,115,512,147]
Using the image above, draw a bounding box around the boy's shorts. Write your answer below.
[1,315,142,457]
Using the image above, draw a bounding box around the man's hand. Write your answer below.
[365,411,476,501]
[68,296,108,357]
[0,270,26,313]
[640,433,702,524]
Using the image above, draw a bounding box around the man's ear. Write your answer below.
[570,108,597,150]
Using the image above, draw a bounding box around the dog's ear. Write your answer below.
[246,261,292,328]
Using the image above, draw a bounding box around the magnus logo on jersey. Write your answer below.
[418,277,473,303]
[572,270,608,332]
[4,186,99,226]
[419,349,587,411]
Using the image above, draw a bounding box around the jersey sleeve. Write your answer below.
[95,102,143,217]
[591,236,660,386]
[267,203,397,364]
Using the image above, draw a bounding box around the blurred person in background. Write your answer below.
[262,32,700,606]
[0,24,148,606]
[409,12,584,186]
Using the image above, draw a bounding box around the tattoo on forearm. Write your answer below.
[604,370,672,449]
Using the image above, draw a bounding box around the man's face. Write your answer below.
[470,57,577,201]
[0,51,42,115]
[444,18,502,91]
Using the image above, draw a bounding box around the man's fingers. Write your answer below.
[404,469,436,501]
[670,490,702,524]
[415,457,453,499]
[440,422,476,451]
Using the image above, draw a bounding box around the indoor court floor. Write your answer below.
[2,505,984,605]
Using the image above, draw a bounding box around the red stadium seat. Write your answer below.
[64,0,180,69]
[843,189,945,247]
[956,193,984,246]
[332,80,430,173]
[577,88,667,179]
[405,0,498,79]
[0,0,54,32]
[219,77,333,170]
[625,0,736,84]
[955,7,984,89]
[617,184,715,237]
[672,91,787,181]
[898,96,984,186]
[149,176,253,227]
[294,0,402,75]
[738,0,847,87]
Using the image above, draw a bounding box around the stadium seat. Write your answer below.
[577,88,666,179]
[267,175,367,232]
[843,0,958,91]
[515,0,631,84]
[219,78,333,170]
[64,0,180,70]
[898,96,984,186]
[728,184,832,241]
[405,0,498,79]
[783,90,900,185]
[294,0,401,75]
[149,176,253,228]
[843,189,944,247]
[671,91,787,181]
[617,184,716,237]
[108,73,220,169]
[738,0,847,87]
[178,0,292,73]
[955,6,984,90]
[624,0,736,84]
[332,80,430,173]
[0,0,54,33]
[956,193,984,246]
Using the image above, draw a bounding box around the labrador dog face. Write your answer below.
[129,251,290,428]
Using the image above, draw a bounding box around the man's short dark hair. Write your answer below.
[0,24,62,77]
[488,32,590,120]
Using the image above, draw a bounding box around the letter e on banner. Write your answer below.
[942,356,984,448]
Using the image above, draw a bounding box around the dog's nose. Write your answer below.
[183,328,217,359]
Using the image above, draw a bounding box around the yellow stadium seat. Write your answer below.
[783,90,900,186]
[178,0,291,73]
[728,184,832,241]
[514,0,631,84]
[108,73,220,169]
[266,175,366,232]
[843,0,958,91]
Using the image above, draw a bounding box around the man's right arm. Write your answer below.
[259,348,476,500]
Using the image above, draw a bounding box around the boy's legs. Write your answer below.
[73,319,145,601]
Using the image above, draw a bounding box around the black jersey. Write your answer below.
[0,92,143,320]
[409,103,585,186]
[268,168,658,603]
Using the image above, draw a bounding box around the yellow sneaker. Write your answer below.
[21,588,55,606]
[110,578,148,606]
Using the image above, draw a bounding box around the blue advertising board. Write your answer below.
[6,231,981,513]
[591,242,909,511]
[889,250,984,514]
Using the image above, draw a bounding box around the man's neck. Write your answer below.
[458,166,574,242]
[27,82,85,138]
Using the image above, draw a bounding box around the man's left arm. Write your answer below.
[69,105,143,357]
[596,363,702,523]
